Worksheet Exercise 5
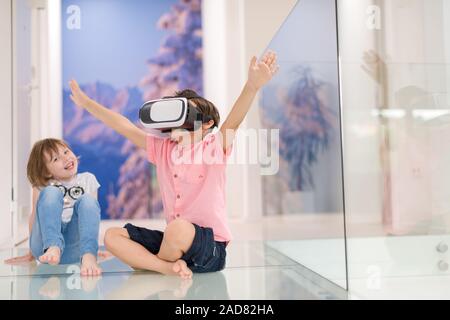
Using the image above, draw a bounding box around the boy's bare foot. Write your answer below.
[39,246,61,265]
[173,278,193,298]
[171,260,193,279]
[81,253,102,276]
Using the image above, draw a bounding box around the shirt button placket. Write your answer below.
[173,172,180,219]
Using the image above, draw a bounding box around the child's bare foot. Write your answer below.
[81,253,102,276]
[39,246,61,265]
[171,260,193,279]
[81,275,101,292]
[38,276,61,299]
[173,278,193,298]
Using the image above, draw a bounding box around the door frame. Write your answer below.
[0,0,13,247]
[11,0,62,245]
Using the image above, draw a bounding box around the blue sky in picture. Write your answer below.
[61,0,180,219]
[62,0,175,89]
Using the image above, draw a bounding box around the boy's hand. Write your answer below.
[69,79,91,108]
[68,79,147,149]
[247,51,279,91]
[219,50,279,150]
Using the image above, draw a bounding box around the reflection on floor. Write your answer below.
[0,241,347,300]
[348,275,450,300]
[3,216,450,299]
[269,235,450,299]
[268,240,347,288]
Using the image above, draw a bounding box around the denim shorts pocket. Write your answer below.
[218,247,227,271]
[191,243,222,273]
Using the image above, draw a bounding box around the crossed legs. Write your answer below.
[104,219,196,279]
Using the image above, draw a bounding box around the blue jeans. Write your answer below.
[30,186,100,264]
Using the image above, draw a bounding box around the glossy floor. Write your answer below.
[0,241,347,300]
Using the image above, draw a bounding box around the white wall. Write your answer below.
[12,0,33,245]
[338,0,450,296]
[203,0,297,222]
[12,0,62,244]
[0,0,13,246]
[338,0,383,230]
[383,0,450,233]
[339,0,450,235]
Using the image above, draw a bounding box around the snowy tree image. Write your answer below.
[63,0,203,219]
[108,0,202,218]
[261,66,337,191]
[108,0,203,219]
[140,0,203,100]
[259,66,340,215]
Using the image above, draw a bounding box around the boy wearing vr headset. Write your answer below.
[69,51,278,279]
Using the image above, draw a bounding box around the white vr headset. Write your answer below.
[139,97,215,133]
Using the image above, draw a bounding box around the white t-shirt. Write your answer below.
[47,172,100,223]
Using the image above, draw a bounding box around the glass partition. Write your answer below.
[338,0,450,298]
[260,0,348,289]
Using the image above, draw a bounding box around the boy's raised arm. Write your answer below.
[219,51,279,151]
[69,80,147,149]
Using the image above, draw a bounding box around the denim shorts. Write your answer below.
[124,223,227,273]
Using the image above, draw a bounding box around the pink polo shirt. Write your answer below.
[146,132,233,242]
